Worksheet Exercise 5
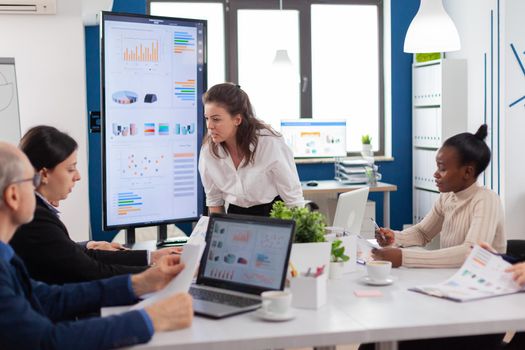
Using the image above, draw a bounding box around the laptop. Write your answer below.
[332,187,370,234]
[190,213,295,319]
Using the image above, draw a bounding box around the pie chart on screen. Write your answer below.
[112,90,138,104]
[0,72,14,112]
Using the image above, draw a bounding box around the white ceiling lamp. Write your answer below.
[272,0,293,67]
[272,49,293,66]
[272,0,300,83]
[404,0,460,53]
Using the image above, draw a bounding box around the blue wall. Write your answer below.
[85,0,418,240]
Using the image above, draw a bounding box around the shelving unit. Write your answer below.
[412,59,467,229]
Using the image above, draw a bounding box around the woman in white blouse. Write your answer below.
[198,83,304,216]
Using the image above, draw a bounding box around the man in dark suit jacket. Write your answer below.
[10,195,179,284]
[0,142,193,350]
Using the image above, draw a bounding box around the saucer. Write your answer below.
[361,275,395,286]
[254,308,296,322]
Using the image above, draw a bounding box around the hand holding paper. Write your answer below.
[131,242,205,310]
[131,254,186,297]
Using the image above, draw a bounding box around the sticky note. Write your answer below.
[354,290,383,297]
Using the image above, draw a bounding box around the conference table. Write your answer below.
[110,265,525,350]
[301,181,397,227]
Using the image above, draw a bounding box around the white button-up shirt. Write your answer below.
[198,130,304,208]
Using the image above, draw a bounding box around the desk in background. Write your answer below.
[109,266,525,350]
[302,181,397,228]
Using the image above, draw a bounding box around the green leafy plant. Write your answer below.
[270,201,326,243]
[331,239,350,263]
[361,134,372,145]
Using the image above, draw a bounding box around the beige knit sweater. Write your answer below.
[396,183,506,268]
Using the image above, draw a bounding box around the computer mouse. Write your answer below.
[306,181,318,187]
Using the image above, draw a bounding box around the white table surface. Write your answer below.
[110,266,525,350]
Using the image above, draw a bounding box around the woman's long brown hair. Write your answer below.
[202,83,278,167]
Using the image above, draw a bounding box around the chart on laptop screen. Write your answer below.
[280,119,347,158]
[203,220,290,289]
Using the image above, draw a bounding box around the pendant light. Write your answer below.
[272,0,293,66]
[404,0,460,53]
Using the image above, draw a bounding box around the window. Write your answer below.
[150,1,225,87]
[149,0,384,155]
[237,9,300,130]
[311,4,381,153]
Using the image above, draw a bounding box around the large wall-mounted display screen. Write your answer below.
[101,12,206,230]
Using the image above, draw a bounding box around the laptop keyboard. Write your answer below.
[189,287,261,308]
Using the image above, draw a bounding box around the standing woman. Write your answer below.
[11,126,176,284]
[198,83,304,216]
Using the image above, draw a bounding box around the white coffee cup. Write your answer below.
[366,260,392,282]
[261,290,292,315]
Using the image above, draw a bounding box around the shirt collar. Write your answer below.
[35,191,60,216]
[0,241,14,262]
[453,182,480,201]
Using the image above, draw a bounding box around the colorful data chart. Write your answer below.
[241,272,274,285]
[232,230,251,242]
[144,123,155,136]
[117,192,143,216]
[174,80,196,102]
[209,268,234,280]
[112,90,138,104]
[173,152,196,198]
[255,253,272,268]
[123,39,159,63]
[122,152,165,178]
[259,232,288,250]
[158,123,169,135]
[173,31,195,54]
[174,122,195,135]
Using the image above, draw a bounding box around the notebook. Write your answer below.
[190,213,295,318]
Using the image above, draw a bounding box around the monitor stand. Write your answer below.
[124,226,167,247]
[157,224,168,245]
[125,228,135,247]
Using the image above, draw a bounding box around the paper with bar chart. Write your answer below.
[102,13,205,228]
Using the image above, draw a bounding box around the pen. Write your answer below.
[370,218,385,240]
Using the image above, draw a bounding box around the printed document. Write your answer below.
[131,242,205,309]
[410,245,523,302]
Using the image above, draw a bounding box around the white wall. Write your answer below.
[445,0,525,239]
[0,0,90,241]
[504,0,525,239]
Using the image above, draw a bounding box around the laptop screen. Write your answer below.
[197,214,295,294]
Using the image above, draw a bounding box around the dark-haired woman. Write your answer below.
[372,124,506,268]
[198,83,304,216]
[10,125,177,284]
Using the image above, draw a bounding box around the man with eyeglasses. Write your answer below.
[0,141,194,349]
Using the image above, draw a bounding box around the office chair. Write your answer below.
[506,240,525,262]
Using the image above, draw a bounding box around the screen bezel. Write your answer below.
[100,11,207,231]
[196,213,295,295]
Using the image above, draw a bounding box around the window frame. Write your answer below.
[148,0,384,156]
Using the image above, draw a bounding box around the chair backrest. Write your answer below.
[506,240,525,261]
[332,187,370,234]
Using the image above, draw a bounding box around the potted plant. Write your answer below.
[329,239,350,279]
[270,201,330,273]
[361,134,373,158]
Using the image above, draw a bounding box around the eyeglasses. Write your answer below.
[11,173,42,188]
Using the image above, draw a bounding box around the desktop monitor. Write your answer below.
[280,119,347,158]
[100,12,206,232]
